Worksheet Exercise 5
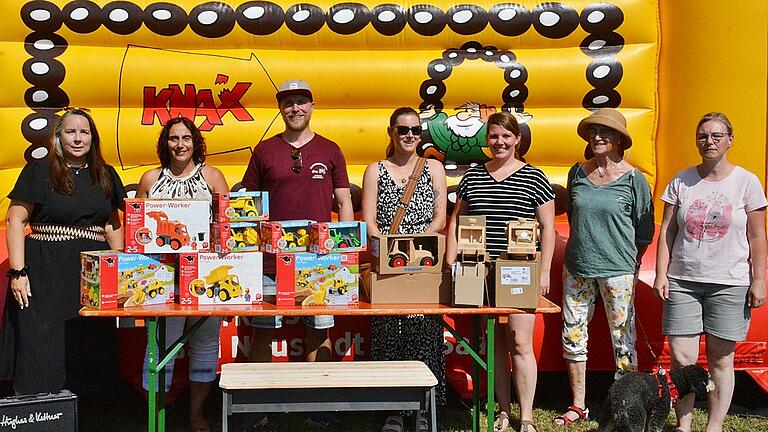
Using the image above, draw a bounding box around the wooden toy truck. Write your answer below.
[506,218,538,257]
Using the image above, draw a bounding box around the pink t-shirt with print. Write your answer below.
[661,166,767,285]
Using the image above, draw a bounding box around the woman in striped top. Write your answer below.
[447,111,555,432]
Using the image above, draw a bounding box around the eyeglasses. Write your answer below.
[395,125,422,136]
[290,148,302,173]
[696,132,729,144]
[587,127,616,138]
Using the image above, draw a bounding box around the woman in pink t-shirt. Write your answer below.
[655,112,767,432]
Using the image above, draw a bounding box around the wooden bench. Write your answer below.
[219,360,438,432]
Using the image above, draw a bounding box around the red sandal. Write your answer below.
[553,405,589,426]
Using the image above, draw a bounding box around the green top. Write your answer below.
[564,163,655,278]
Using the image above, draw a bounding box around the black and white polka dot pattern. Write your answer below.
[189,2,236,38]
[62,1,103,34]
[327,3,370,35]
[236,1,285,35]
[577,2,625,108]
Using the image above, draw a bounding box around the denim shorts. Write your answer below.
[248,275,334,329]
[663,277,751,342]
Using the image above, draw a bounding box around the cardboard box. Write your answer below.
[369,233,444,274]
[80,251,175,309]
[261,220,314,253]
[452,262,487,307]
[213,191,269,223]
[310,221,368,254]
[212,222,260,253]
[178,252,263,305]
[361,270,450,304]
[124,199,210,253]
[494,253,540,309]
[276,253,359,306]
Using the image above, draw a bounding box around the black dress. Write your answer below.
[1,160,125,395]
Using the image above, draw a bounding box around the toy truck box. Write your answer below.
[212,222,261,254]
[80,251,175,309]
[178,253,264,305]
[276,252,359,306]
[310,221,367,254]
[124,199,210,253]
[369,233,445,274]
[261,220,314,253]
[494,252,541,309]
[361,269,451,304]
[213,191,269,223]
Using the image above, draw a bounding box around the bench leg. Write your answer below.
[429,387,437,432]
[222,391,229,432]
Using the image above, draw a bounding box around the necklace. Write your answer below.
[67,162,88,175]
[392,160,414,184]
[596,166,606,178]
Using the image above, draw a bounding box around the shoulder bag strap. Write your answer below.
[388,157,427,234]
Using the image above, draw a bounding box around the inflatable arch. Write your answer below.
[1,1,767,394]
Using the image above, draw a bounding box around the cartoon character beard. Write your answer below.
[443,114,485,138]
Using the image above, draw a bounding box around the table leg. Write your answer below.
[486,316,495,432]
[472,316,481,432]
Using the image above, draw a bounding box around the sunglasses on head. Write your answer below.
[290,148,302,173]
[395,125,422,136]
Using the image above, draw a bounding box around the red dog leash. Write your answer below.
[653,367,679,406]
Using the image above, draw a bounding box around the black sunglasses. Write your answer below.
[395,125,422,136]
[290,148,302,173]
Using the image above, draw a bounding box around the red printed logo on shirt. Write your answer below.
[684,192,732,243]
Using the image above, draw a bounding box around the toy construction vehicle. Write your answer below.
[144,279,166,298]
[388,237,436,268]
[328,229,361,249]
[147,211,190,250]
[226,197,260,218]
[190,265,243,302]
[506,218,538,257]
[230,225,260,248]
[278,228,309,249]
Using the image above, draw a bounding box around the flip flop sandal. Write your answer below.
[493,412,510,432]
[553,405,589,426]
[382,415,404,432]
[519,420,538,432]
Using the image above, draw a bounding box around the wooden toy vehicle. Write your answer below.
[190,265,243,302]
[231,225,260,248]
[147,211,190,250]
[457,215,487,262]
[506,218,538,257]
[226,197,260,218]
[388,237,436,267]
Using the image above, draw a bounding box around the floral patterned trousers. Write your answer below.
[561,267,638,373]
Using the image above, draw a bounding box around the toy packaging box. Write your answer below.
[80,251,176,309]
[213,191,269,223]
[361,269,450,304]
[178,252,263,305]
[494,252,541,309]
[261,219,314,254]
[310,221,367,254]
[124,199,210,253]
[452,262,487,307]
[212,222,261,254]
[369,233,445,275]
[276,253,359,306]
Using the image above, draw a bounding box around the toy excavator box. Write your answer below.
[125,199,210,253]
[261,219,314,254]
[212,221,261,254]
[369,233,445,275]
[310,221,367,254]
[80,251,175,309]
[178,252,263,305]
[275,252,359,306]
[213,191,269,223]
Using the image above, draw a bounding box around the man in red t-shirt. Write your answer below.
[241,79,354,367]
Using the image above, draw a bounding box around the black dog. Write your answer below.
[598,365,713,432]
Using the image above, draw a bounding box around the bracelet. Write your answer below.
[6,266,29,279]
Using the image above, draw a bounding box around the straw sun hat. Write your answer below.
[577,108,632,159]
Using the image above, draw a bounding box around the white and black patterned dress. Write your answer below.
[148,163,212,200]
[370,161,446,405]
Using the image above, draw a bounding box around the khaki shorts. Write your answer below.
[662,278,751,342]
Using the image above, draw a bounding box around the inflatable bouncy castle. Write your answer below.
[1,0,766,395]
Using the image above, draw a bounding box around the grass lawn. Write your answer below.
[70,372,768,431]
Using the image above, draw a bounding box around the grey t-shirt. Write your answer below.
[564,164,655,278]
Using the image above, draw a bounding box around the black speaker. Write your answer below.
[0,390,78,431]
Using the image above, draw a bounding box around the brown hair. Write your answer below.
[156,116,207,167]
[486,111,521,137]
[48,109,114,197]
[697,112,733,135]
[385,107,419,158]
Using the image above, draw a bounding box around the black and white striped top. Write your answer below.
[457,164,555,259]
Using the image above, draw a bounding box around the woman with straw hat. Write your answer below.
[555,108,655,426]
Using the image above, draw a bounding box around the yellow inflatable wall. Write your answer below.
[0,0,765,221]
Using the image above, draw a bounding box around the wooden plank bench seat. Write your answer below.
[219,360,438,432]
